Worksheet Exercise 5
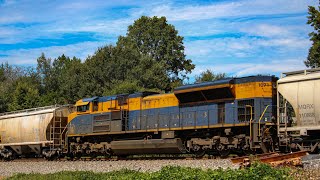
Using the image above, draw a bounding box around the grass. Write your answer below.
[7,162,300,180]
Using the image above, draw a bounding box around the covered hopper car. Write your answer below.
[277,68,320,153]
[0,106,70,160]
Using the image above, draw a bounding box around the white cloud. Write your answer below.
[0,27,18,37]
[0,41,107,64]
[240,24,291,38]
[185,35,310,61]
[148,0,316,21]
[185,37,256,59]
[257,38,310,48]
[50,18,133,35]
[150,2,241,21]
[193,58,306,77]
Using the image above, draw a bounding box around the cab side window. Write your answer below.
[93,101,98,111]
[77,104,89,112]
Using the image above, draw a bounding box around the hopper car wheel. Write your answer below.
[0,149,14,161]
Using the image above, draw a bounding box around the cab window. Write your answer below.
[93,101,98,111]
[77,104,89,112]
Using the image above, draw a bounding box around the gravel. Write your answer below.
[302,154,320,169]
[300,155,320,179]
[0,159,237,177]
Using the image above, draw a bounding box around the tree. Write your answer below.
[0,65,5,82]
[117,16,195,91]
[82,45,116,97]
[54,55,83,104]
[103,80,144,95]
[0,63,29,112]
[8,77,41,111]
[36,53,55,94]
[305,3,320,68]
[0,65,9,112]
[195,69,227,83]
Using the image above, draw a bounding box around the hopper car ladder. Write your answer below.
[49,110,67,151]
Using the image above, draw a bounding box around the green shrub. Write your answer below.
[8,162,294,180]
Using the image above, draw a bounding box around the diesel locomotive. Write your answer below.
[58,75,278,159]
[1,68,320,160]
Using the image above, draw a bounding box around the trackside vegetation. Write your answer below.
[7,163,297,180]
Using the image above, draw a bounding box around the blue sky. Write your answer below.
[0,0,318,77]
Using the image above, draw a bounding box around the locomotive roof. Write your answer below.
[174,78,233,92]
[76,75,276,105]
[80,94,129,104]
[234,75,276,84]
[174,75,275,93]
[128,91,159,98]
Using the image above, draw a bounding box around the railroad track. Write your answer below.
[2,154,230,162]
[3,151,308,166]
[231,151,308,167]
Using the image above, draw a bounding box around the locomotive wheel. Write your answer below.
[193,149,206,157]
[104,153,111,158]
[192,145,206,157]
[243,148,254,156]
[117,155,128,159]
[219,149,231,158]
[74,152,82,160]
[90,153,98,159]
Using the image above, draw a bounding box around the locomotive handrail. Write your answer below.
[61,123,69,149]
[245,105,253,146]
[258,105,270,137]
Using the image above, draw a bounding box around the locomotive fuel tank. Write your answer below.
[0,105,70,156]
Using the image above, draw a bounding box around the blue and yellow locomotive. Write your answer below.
[65,75,277,158]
